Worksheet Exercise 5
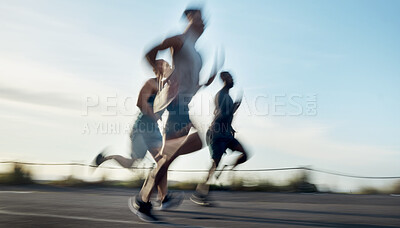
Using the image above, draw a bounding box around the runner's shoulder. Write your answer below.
[144,78,158,88]
[139,78,158,96]
[163,34,184,49]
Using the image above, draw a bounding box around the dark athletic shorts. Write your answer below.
[164,101,191,138]
[206,129,240,161]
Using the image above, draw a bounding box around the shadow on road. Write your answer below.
[164,209,397,228]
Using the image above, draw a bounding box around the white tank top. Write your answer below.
[153,32,202,113]
[173,33,202,100]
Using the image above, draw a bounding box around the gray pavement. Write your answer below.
[0,185,399,227]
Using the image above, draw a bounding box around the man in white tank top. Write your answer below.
[129,8,216,222]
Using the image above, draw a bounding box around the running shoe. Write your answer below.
[157,192,184,210]
[128,196,158,222]
[91,150,107,167]
[96,153,106,166]
[190,191,212,207]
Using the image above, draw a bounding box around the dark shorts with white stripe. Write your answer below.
[206,129,239,161]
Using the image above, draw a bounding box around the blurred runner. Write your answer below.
[129,8,218,222]
[191,71,248,206]
[93,59,174,209]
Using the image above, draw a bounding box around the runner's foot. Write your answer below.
[157,192,184,210]
[190,192,213,207]
[128,196,158,222]
[93,152,106,167]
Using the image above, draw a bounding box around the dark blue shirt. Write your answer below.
[210,88,234,135]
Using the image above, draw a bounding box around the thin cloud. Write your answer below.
[236,115,399,167]
[0,86,79,111]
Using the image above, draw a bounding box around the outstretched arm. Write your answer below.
[233,101,241,113]
[145,35,183,72]
[195,57,219,90]
[195,73,216,92]
[233,90,243,113]
[195,47,225,91]
[204,74,216,86]
[202,47,224,88]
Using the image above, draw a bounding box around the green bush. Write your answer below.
[389,180,400,194]
[0,164,33,185]
[357,187,381,194]
[285,171,318,193]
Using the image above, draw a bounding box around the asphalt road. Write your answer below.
[0,185,399,228]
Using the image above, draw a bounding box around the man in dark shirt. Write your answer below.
[191,71,248,206]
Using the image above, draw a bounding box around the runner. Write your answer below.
[129,8,218,222]
[93,59,175,209]
[190,71,248,206]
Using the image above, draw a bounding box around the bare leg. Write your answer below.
[148,148,168,201]
[140,132,203,202]
[214,164,228,180]
[104,155,135,168]
[171,131,203,156]
[230,141,248,169]
[196,159,219,195]
[157,173,168,201]
[212,141,248,181]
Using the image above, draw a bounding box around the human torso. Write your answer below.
[210,88,234,135]
[172,33,202,103]
[153,33,203,112]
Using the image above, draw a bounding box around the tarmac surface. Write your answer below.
[0,185,399,227]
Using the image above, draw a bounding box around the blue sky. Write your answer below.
[0,0,399,191]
